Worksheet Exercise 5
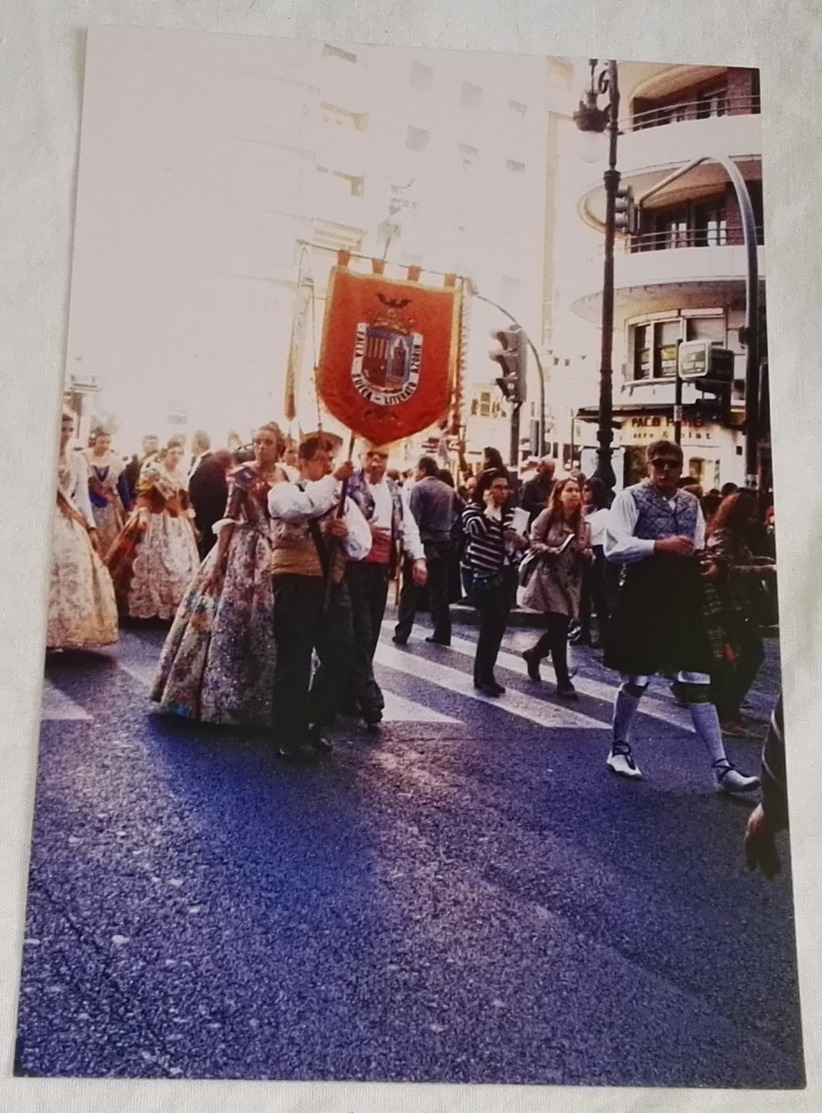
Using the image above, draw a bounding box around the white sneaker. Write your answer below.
[712,759,760,795]
[607,747,643,780]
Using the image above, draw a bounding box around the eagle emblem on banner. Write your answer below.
[316,265,461,445]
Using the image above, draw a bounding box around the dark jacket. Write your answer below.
[188,453,229,558]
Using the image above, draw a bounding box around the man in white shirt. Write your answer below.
[346,443,427,727]
[602,439,759,794]
[268,436,372,760]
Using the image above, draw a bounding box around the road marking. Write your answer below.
[41,680,92,722]
[379,623,693,731]
[381,691,459,724]
[119,652,459,725]
[374,643,605,730]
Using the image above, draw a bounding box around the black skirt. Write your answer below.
[603,555,713,676]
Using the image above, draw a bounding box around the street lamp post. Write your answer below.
[575,58,620,495]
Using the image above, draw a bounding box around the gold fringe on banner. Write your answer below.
[444,273,457,288]
[371,258,386,275]
[337,249,351,268]
[407,265,422,282]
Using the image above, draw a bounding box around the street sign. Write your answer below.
[678,341,735,382]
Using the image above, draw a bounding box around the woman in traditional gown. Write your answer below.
[150,422,284,726]
[84,426,126,558]
[106,438,200,620]
[47,412,118,649]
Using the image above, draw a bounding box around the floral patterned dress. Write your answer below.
[150,465,276,726]
[85,450,126,559]
[47,452,118,648]
[106,462,200,620]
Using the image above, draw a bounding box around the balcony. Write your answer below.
[569,238,767,323]
[578,109,762,228]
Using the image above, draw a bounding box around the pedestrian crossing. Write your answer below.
[40,679,92,722]
[41,625,710,739]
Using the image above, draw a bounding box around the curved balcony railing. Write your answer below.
[625,226,765,252]
[623,94,761,133]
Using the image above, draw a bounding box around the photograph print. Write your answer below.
[14,25,803,1090]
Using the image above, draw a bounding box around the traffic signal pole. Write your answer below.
[509,402,522,472]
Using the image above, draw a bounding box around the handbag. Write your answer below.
[517,548,541,587]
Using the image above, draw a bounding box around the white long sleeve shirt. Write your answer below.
[268,474,372,561]
[604,487,706,564]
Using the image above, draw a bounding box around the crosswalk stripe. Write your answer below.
[444,634,693,730]
[378,621,693,731]
[41,680,93,722]
[120,653,459,725]
[380,691,459,724]
[374,642,605,730]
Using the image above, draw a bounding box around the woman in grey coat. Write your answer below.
[521,477,593,699]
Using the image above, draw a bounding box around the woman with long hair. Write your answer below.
[84,425,127,558]
[47,412,118,649]
[151,423,285,725]
[705,490,776,736]
[573,476,613,648]
[106,437,200,620]
[521,477,593,699]
[461,468,528,697]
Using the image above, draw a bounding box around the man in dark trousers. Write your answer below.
[346,443,427,726]
[520,456,556,525]
[188,430,229,559]
[393,455,455,647]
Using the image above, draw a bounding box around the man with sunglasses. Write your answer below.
[602,440,759,794]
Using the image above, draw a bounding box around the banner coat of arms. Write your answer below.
[316,265,462,446]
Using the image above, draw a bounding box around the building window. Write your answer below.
[693,202,727,246]
[320,103,368,131]
[409,62,433,91]
[458,142,479,169]
[509,99,528,116]
[460,82,483,109]
[322,43,358,64]
[311,220,364,253]
[478,390,492,417]
[406,125,430,152]
[630,314,726,381]
[506,159,526,173]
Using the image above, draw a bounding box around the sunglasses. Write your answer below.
[650,458,681,470]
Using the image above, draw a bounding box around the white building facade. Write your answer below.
[561,61,765,491]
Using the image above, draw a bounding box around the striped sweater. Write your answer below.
[461,504,518,575]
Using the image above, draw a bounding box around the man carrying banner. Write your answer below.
[346,443,427,727]
[268,436,372,761]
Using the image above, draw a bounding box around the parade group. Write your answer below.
[48,409,782,804]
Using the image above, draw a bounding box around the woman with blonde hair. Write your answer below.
[521,477,593,699]
[47,411,118,649]
[106,437,200,620]
[151,422,285,725]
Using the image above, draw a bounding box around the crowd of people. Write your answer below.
[47,416,781,807]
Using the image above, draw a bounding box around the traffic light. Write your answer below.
[614,186,637,234]
[490,325,527,405]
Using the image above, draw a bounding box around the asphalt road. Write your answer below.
[15,610,803,1088]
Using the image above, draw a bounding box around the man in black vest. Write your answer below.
[188,431,229,559]
[602,439,759,794]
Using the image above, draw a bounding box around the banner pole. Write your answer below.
[323,430,356,612]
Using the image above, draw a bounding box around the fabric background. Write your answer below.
[1,2,819,1111]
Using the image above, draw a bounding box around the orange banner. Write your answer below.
[317,266,462,446]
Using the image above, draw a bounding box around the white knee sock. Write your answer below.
[689,701,727,767]
[612,685,641,750]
